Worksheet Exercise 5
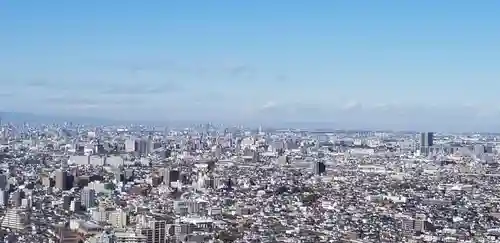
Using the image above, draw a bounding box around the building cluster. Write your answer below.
[0,123,500,242]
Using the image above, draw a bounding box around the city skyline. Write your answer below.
[1,1,500,130]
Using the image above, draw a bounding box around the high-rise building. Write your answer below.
[62,195,72,210]
[146,136,153,155]
[137,139,148,156]
[400,215,414,233]
[12,191,24,207]
[81,187,96,208]
[162,169,179,186]
[91,207,109,223]
[55,170,68,190]
[125,139,136,153]
[420,132,434,147]
[0,189,8,206]
[420,132,434,155]
[414,214,426,232]
[124,138,149,156]
[109,209,128,228]
[70,199,82,212]
[125,169,135,181]
[314,161,326,175]
[137,214,172,243]
[0,174,8,190]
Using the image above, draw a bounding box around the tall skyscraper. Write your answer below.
[135,139,148,156]
[163,169,180,186]
[420,132,434,155]
[55,170,68,190]
[81,187,96,208]
[0,174,8,190]
[420,132,434,147]
[146,136,153,155]
[125,139,136,153]
[314,161,326,175]
[62,195,72,210]
[0,189,9,206]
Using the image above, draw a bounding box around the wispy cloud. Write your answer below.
[341,100,362,111]
[25,79,51,88]
[254,101,326,121]
[15,75,185,96]
[7,78,98,91]
[99,82,184,95]
[43,94,145,108]
[261,101,278,110]
[227,65,255,78]
[275,74,288,83]
[87,58,203,77]
[86,58,271,87]
[44,96,100,105]
[0,91,13,98]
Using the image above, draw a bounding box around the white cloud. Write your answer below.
[261,101,278,110]
[341,100,361,110]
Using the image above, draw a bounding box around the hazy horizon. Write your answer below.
[1,109,499,133]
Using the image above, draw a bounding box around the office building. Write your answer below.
[62,195,72,210]
[137,139,149,156]
[11,191,23,207]
[109,209,128,228]
[125,139,136,153]
[70,199,82,212]
[0,174,8,190]
[414,214,426,232]
[420,132,434,155]
[81,187,96,208]
[420,132,434,147]
[91,207,110,223]
[137,214,172,243]
[162,169,180,186]
[0,189,8,206]
[55,170,68,190]
[314,161,326,175]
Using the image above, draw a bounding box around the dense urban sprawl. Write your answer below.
[0,124,499,242]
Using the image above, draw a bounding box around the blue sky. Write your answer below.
[1,1,499,129]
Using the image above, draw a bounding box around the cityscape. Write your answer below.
[0,122,499,242]
[2,1,500,243]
